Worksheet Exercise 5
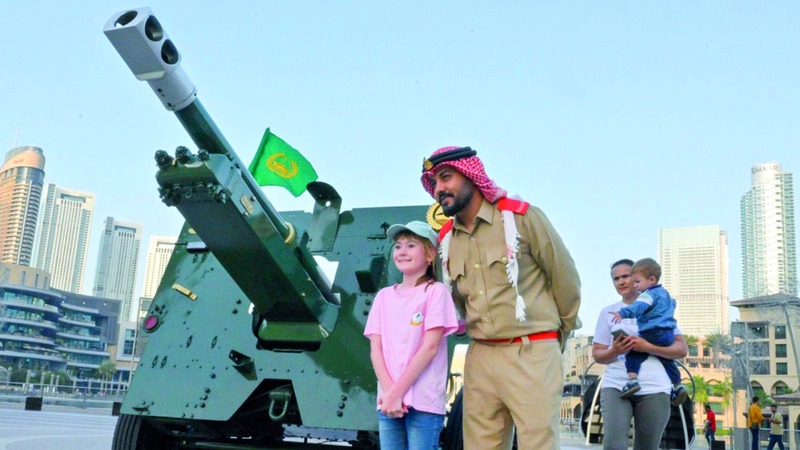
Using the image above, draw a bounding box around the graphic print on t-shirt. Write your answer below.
[410,311,424,326]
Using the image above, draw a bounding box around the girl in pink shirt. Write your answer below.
[364,221,459,450]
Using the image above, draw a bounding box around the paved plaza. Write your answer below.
[0,404,598,450]
[0,405,115,450]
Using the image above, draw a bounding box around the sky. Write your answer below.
[2,1,798,333]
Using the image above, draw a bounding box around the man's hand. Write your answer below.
[609,311,623,323]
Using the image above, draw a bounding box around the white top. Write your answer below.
[593,301,682,396]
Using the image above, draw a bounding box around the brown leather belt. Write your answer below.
[480,330,559,344]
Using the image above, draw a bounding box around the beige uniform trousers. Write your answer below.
[463,337,563,450]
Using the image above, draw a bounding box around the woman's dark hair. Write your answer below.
[753,396,760,403]
[610,259,635,272]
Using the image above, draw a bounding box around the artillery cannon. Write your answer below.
[104,7,467,449]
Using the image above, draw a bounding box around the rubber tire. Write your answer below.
[441,389,464,450]
[440,389,518,450]
[112,414,175,450]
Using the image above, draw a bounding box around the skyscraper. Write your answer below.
[0,146,45,266]
[658,225,729,335]
[93,217,143,322]
[141,235,176,299]
[33,184,95,293]
[741,162,797,297]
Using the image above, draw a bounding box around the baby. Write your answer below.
[609,257,688,405]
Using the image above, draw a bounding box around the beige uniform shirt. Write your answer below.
[449,199,581,344]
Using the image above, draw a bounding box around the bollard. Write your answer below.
[25,397,43,411]
[112,401,123,416]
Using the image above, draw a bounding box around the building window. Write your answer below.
[775,326,786,339]
[123,340,134,356]
[753,361,770,375]
[777,363,788,375]
[689,346,698,357]
[776,344,787,358]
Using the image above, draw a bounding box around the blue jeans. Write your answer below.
[378,409,444,450]
[767,434,785,450]
[625,328,681,385]
[751,426,761,450]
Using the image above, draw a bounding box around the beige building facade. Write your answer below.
[0,147,45,267]
[658,225,730,335]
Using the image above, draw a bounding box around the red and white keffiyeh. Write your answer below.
[420,146,507,203]
[421,146,526,322]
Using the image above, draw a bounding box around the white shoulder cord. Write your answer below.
[440,210,526,323]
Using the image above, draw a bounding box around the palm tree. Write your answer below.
[684,335,699,357]
[712,377,734,408]
[755,389,774,407]
[704,332,731,368]
[689,375,710,405]
[96,362,117,394]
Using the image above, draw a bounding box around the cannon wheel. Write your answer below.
[440,389,518,450]
[112,414,178,450]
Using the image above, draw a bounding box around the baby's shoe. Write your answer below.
[620,379,641,399]
[671,385,688,406]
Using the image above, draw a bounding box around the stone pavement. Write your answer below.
[0,405,116,449]
[0,403,595,449]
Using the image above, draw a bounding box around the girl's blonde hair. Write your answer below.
[393,230,439,284]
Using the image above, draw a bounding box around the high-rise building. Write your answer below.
[741,162,797,297]
[0,146,46,266]
[141,236,176,299]
[658,225,730,335]
[92,217,143,322]
[33,184,95,293]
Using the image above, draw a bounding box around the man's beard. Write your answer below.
[439,188,473,217]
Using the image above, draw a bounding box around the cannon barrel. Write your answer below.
[104,7,339,350]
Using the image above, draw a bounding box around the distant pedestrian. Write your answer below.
[749,396,763,450]
[704,404,716,446]
[766,404,785,450]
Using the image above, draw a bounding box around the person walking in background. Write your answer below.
[749,396,764,450]
[704,404,716,446]
[364,221,459,450]
[766,404,785,450]
[593,259,688,450]
[420,146,581,450]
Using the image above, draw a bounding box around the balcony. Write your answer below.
[58,316,99,328]
[56,346,109,357]
[2,317,58,331]
[56,331,100,342]
[65,361,101,369]
[0,333,55,346]
[0,349,66,363]
[0,299,61,316]
[59,302,100,315]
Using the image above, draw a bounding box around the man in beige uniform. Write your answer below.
[420,146,581,450]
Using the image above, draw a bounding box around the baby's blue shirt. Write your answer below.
[617,285,677,332]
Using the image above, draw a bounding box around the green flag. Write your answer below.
[248,128,318,197]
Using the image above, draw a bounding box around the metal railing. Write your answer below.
[0,381,126,409]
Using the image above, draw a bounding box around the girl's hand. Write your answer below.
[380,391,407,419]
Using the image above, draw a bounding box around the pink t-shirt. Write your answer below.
[363,281,459,415]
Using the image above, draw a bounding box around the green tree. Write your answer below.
[687,375,710,405]
[704,332,732,368]
[96,362,117,394]
[712,377,734,408]
[684,335,699,357]
[755,389,775,406]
